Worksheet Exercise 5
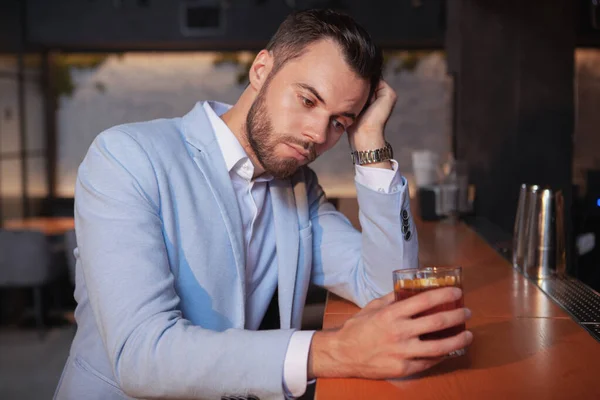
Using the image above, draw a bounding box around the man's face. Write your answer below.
[246,39,371,179]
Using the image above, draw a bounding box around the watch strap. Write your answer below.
[350,141,393,165]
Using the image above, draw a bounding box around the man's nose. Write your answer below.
[304,118,329,145]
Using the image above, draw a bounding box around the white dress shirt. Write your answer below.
[204,102,403,398]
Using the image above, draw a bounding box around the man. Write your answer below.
[55,9,472,400]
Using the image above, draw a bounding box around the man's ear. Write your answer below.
[248,50,274,92]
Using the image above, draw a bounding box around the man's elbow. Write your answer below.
[115,358,171,399]
[110,337,161,398]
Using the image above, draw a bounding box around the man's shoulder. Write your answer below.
[95,101,217,153]
[100,117,183,148]
[89,116,192,167]
[80,116,189,181]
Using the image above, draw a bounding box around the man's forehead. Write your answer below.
[278,46,370,110]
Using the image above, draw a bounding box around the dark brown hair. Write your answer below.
[266,9,383,105]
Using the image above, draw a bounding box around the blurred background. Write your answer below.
[0,0,599,398]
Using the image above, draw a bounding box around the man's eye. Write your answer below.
[332,120,345,131]
[302,97,315,108]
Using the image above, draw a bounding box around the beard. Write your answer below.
[245,81,316,180]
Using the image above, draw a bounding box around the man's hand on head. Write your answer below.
[347,80,397,170]
[347,80,397,152]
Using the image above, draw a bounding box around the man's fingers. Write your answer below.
[408,308,471,337]
[410,330,473,359]
[378,291,396,306]
[361,292,395,313]
[391,286,463,318]
[402,357,444,377]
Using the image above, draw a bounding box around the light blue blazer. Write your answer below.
[54,101,419,400]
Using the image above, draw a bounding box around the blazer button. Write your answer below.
[404,230,412,241]
[401,209,409,220]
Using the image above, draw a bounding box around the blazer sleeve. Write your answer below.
[75,128,293,400]
[306,167,419,307]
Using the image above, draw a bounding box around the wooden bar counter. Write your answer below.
[315,215,600,400]
[3,217,75,236]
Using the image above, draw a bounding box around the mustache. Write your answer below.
[284,136,317,162]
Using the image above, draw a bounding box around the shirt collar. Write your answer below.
[203,102,274,183]
[203,101,246,172]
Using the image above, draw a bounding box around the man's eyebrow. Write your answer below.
[297,83,326,105]
[296,83,357,121]
[341,111,356,121]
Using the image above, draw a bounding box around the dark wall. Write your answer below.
[24,0,445,51]
[447,0,575,270]
[3,0,599,52]
[4,1,600,52]
[578,0,600,46]
[0,0,21,52]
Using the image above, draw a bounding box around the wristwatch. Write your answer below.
[350,141,394,165]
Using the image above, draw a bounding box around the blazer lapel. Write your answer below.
[182,102,246,304]
[269,179,299,330]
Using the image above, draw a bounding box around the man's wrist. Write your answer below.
[350,134,393,170]
[307,330,352,379]
[350,132,386,152]
[356,160,393,170]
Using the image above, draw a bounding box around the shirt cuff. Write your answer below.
[355,159,403,194]
[283,330,316,398]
